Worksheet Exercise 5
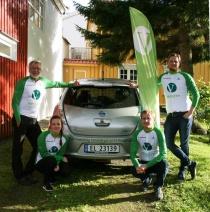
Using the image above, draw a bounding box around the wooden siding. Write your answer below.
[0,0,28,140]
[194,62,210,84]
[63,59,118,82]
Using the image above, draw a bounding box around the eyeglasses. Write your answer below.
[31,67,42,71]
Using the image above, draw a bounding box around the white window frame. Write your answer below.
[118,64,138,83]
[28,0,44,29]
[0,32,18,61]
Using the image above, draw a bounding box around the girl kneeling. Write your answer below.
[35,115,70,191]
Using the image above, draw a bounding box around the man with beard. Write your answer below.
[12,60,79,186]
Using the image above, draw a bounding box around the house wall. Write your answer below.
[62,38,70,58]
[62,11,87,48]
[63,62,118,83]
[28,0,65,121]
[0,0,28,139]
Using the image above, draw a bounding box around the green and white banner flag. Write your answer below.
[129,7,160,125]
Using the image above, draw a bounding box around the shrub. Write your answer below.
[196,77,210,140]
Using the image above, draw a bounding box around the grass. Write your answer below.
[0,118,209,212]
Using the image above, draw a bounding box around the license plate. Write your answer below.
[84,144,120,153]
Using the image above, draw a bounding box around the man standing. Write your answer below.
[12,60,79,186]
[158,53,200,181]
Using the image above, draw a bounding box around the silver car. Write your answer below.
[55,78,141,160]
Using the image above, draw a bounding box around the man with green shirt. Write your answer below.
[12,60,79,186]
[130,109,168,201]
[158,53,200,181]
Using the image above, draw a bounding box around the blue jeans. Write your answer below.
[164,114,193,172]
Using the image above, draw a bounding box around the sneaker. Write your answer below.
[43,183,54,191]
[26,175,38,184]
[17,176,32,186]
[154,187,163,200]
[188,161,197,179]
[141,178,152,192]
[177,171,186,181]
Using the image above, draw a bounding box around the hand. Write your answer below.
[126,82,138,88]
[74,80,80,87]
[63,157,68,163]
[17,121,21,127]
[183,109,194,119]
[54,166,59,172]
[183,112,191,119]
[136,164,147,174]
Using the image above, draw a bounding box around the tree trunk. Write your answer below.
[179,26,194,77]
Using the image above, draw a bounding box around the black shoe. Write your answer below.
[141,179,151,192]
[26,175,38,184]
[154,187,163,200]
[17,176,32,186]
[188,161,197,179]
[177,171,186,181]
[43,183,54,191]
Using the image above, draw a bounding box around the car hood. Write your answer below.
[63,105,140,136]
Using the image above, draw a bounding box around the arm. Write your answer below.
[146,128,167,168]
[12,77,28,122]
[158,74,164,87]
[41,77,79,89]
[182,72,200,118]
[130,130,141,168]
[55,136,69,165]
[182,72,200,108]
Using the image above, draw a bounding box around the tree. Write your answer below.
[74,0,209,76]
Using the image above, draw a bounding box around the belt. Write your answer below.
[168,111,188,117]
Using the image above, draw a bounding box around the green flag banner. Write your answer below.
[129,7,160,125]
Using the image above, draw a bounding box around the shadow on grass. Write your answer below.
[191,134,210,144]
[0,150,160,211]
[1,132,210,211]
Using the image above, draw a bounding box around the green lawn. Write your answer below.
[0,119,209,212]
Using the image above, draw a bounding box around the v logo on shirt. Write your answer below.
[32,90,41,100]
[167,83,177,93]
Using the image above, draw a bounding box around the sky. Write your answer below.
[63,0,90,13]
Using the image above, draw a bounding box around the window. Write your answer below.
[28,0,44,29]
[0,32,18,61]
[65,87,139,109]
[119,64,138,83]
[130,69,138,82]
[120,69,127,80]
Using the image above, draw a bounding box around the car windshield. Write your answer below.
[63,87,140,109]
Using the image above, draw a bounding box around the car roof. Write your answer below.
[71,78,137,87]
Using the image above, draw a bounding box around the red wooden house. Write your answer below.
[0,0,28,139]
